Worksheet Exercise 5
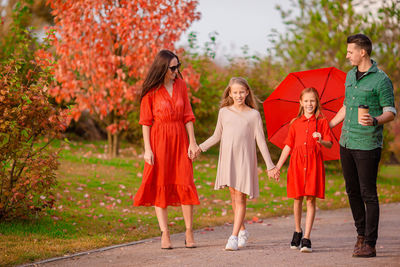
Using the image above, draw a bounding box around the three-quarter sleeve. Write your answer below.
[139,92,153,126]
[199,108,223,152]
[182,81,196,124]
[284,122,295,149]
[255,112,275,170]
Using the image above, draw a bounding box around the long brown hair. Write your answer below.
[140,50,183,102]
[291,87,323,123]
[220,77,258,109]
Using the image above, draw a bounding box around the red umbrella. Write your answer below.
[263,67,345,161]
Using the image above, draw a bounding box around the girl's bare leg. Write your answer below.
[229,187,245,231]
[304,196,316,239]
[294,197,304,232]
[231,188,247,236]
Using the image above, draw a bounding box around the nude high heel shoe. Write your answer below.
[185,229,196,248]
[161,230,173,249]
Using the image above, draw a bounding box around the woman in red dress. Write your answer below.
[133,50,200,249]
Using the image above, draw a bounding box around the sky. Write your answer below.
[177,0,292,61]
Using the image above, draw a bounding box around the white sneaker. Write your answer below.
[225,235,238,251]
[238,229,249,248]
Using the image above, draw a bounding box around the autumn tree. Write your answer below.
[47,0,201,157]
[0,1,66,219]
[0,0,52,44]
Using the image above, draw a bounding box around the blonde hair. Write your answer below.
[220,77,258,109]
[291,87,323,123]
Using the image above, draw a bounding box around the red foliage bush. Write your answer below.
[0,2,67,219]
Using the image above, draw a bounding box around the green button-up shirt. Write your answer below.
[339,60,396,150]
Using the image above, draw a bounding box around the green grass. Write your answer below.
[1,141,399,266]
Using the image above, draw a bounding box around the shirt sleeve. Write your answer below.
[284,121,295,149]
[199,109,223,152]
[383,106,397,116]
[377,76,395,109]
[139,92,153,126]
[182,80,196,124]
[320,118,333,142]
[255,112,275,170]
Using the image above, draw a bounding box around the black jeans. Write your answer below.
[340,146,381,247]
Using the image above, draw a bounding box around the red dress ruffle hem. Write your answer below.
[133,78,200,208]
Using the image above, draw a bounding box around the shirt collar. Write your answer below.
[300,114,317,121]
[351,59,378,75]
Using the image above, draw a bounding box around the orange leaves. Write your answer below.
[48,0,200,136]
[106,120,129,135]
[181,64,201,93]
[181,64,201,103]
[1,41,61,218]
[34,49,55,70]
[390,120,400,160]
[246,216,263,224]
[72,111,82,122]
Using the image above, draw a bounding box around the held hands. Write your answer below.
[195,146,202,158]
[144,149,154,165]
[312,132,322,143]
[267,167,280,181]
[188,143,201,160]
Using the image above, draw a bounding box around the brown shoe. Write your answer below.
[353,244,376,258]
[352,235,365,256]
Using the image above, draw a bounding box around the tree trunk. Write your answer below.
[107,131,119,158]
[112,132,119,157]
[106,111,121,158]
[107,131,112,158]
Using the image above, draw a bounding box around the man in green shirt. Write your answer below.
[330,34,396,258]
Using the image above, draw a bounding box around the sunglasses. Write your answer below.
[168,63,181,72]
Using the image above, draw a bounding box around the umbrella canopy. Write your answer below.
[263,67,346,161]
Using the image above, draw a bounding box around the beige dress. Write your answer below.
[199,106,275,199]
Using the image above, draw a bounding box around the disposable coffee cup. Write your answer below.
[358,105,369,124]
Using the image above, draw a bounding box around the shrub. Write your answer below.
[0,1,67,220]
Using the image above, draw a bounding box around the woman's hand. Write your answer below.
[188,143,200,160]
[267,167,280,181]
[195,146,202,159]
[144,149,154,165]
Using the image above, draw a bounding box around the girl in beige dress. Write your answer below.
[198,77,278,251]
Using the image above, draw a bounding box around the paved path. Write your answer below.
[33,203,400,267]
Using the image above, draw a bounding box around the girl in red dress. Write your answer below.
[275,87,333,253]
[133,50,200,249]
